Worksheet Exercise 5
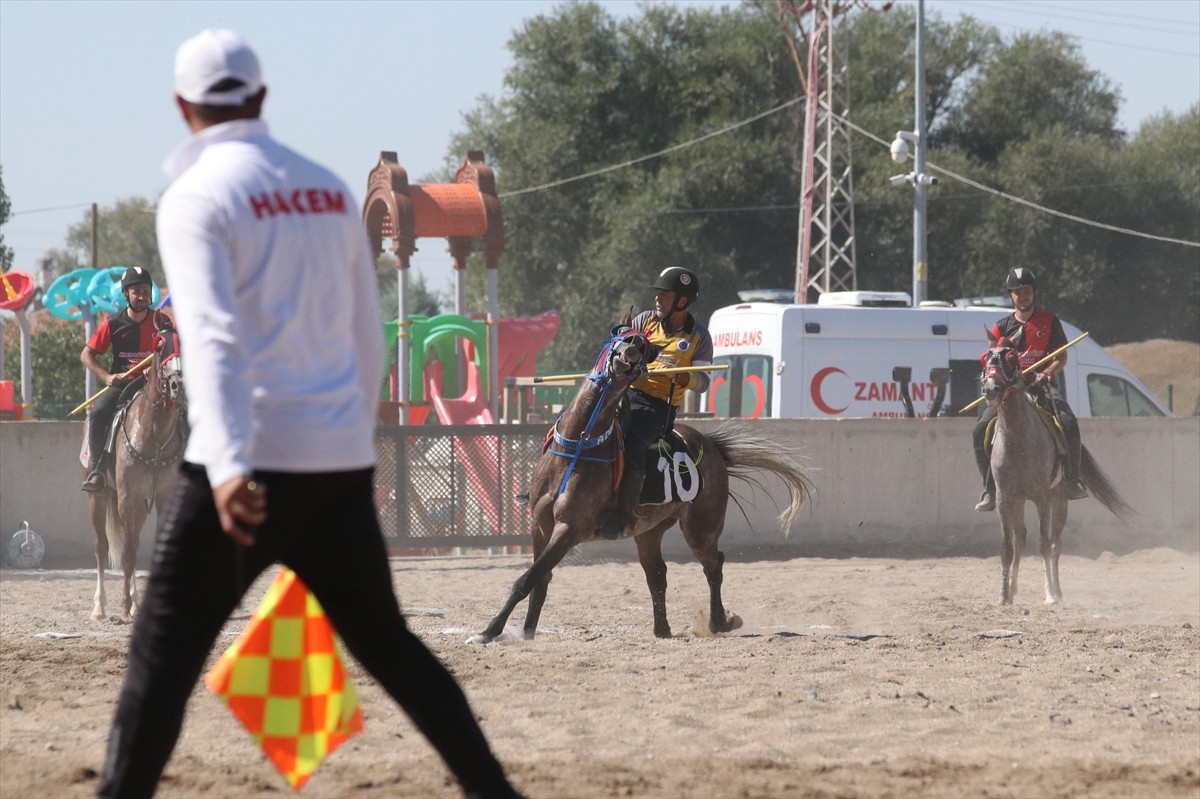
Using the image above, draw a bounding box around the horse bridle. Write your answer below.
[980,341,1024,406]
[549,331,650,496]
[121,320,187,470]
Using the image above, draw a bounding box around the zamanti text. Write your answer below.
[249,189,347,220]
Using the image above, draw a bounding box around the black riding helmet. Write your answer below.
[650,266,699,303]
[1005,267,1036,292]
[121,266,153,290]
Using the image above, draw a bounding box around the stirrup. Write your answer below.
[82,470,106,493]
[1066,480,1089,500]
[974,491,995,512]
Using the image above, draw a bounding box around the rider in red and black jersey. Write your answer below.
[972,268,1088,511]
[80,266,159,492]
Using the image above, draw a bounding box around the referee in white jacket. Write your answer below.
[99,29,522,799]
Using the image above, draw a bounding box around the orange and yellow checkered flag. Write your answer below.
[205,568,363,790]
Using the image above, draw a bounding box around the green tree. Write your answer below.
[55,197,162,284]
[937,30,1122,163]
[451,1,801,369]
[375,253,447,320]
[2,316,85,420]
[0,165,13,271]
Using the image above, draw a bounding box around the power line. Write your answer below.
[934,0,1200,36]
[835,111,1200,247]
[497,90,1198,247]
[6,203,92,218]
[496,96,805,199]
[922,0,1200,57]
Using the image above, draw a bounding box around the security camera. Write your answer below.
[890,137,910,164]
[888,173,910,187]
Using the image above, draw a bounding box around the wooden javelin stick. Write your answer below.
[958,332,1090,415]
[68,353,156,416]
[531,363,729,384]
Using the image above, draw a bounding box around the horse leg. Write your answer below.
[470,522,575,644]
[997,499,1025,605]
[1010,505,1027,604]
[89,493,109,620]
[520,527,559,640]
[1041,494,1067,604]
[680,510,740,634]
[634,526,672,638]
[116,489,150,619]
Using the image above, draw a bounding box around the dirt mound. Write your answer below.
[1105,338,1199,416]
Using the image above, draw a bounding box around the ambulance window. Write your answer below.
[948,360,983,416]
[709,355,772,419]
[1087,374,1165,417]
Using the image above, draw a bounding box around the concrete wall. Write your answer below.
[671,417,1199,560]
[2,418,1196,568]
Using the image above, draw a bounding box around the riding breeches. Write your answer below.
[87,378,145,469]
[98,464,515,799]
[972,406,997,485]
[625,390,674,473]
[86,390,122,469]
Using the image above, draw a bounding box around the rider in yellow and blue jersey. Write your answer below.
[596,266,714,539]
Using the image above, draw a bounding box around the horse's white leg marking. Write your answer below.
[92,569,107,620]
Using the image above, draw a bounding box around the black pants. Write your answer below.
[86,382,132,469]
[98,463,515,799]
[625,391,674,469]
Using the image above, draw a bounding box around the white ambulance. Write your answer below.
[702,291,1171,420]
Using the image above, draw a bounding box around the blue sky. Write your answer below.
[2,0,1197,294]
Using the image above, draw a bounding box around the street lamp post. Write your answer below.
[888,0,934,305]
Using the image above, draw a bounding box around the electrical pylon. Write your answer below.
[778,0,885,303]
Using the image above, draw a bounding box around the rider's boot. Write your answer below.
[82,452,108,493]
[595,462,644,540]
[1063,419,1088,500]
[975,471,996,512]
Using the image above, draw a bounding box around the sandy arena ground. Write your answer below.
[1,546,1198,799]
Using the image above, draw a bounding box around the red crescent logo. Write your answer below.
[811,367,849,415]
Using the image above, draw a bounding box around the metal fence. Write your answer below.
[373,423,548,553]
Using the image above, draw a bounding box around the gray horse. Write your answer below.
[86,311,187,619]
[980,337,1133,605]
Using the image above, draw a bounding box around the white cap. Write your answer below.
[174,29,263,107]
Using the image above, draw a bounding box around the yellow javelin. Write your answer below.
[531,363,728,384]
[69,353,156,416]
[958,332,1090,415]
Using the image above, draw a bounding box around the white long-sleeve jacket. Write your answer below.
[157,119,384,487]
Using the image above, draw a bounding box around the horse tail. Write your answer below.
[1080,445,1135,522]
[104,494,123,571]
[705,422,815,537]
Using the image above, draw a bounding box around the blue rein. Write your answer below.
[550,336,645,497]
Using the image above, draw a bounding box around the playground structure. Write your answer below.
[365,150,527,424]
[0,269,37,419]
[362,151,563,551]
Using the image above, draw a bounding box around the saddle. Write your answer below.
[80,378,147,469]
[104,379,148,457]
[983,389,1068,473]
[635,429,703,505]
